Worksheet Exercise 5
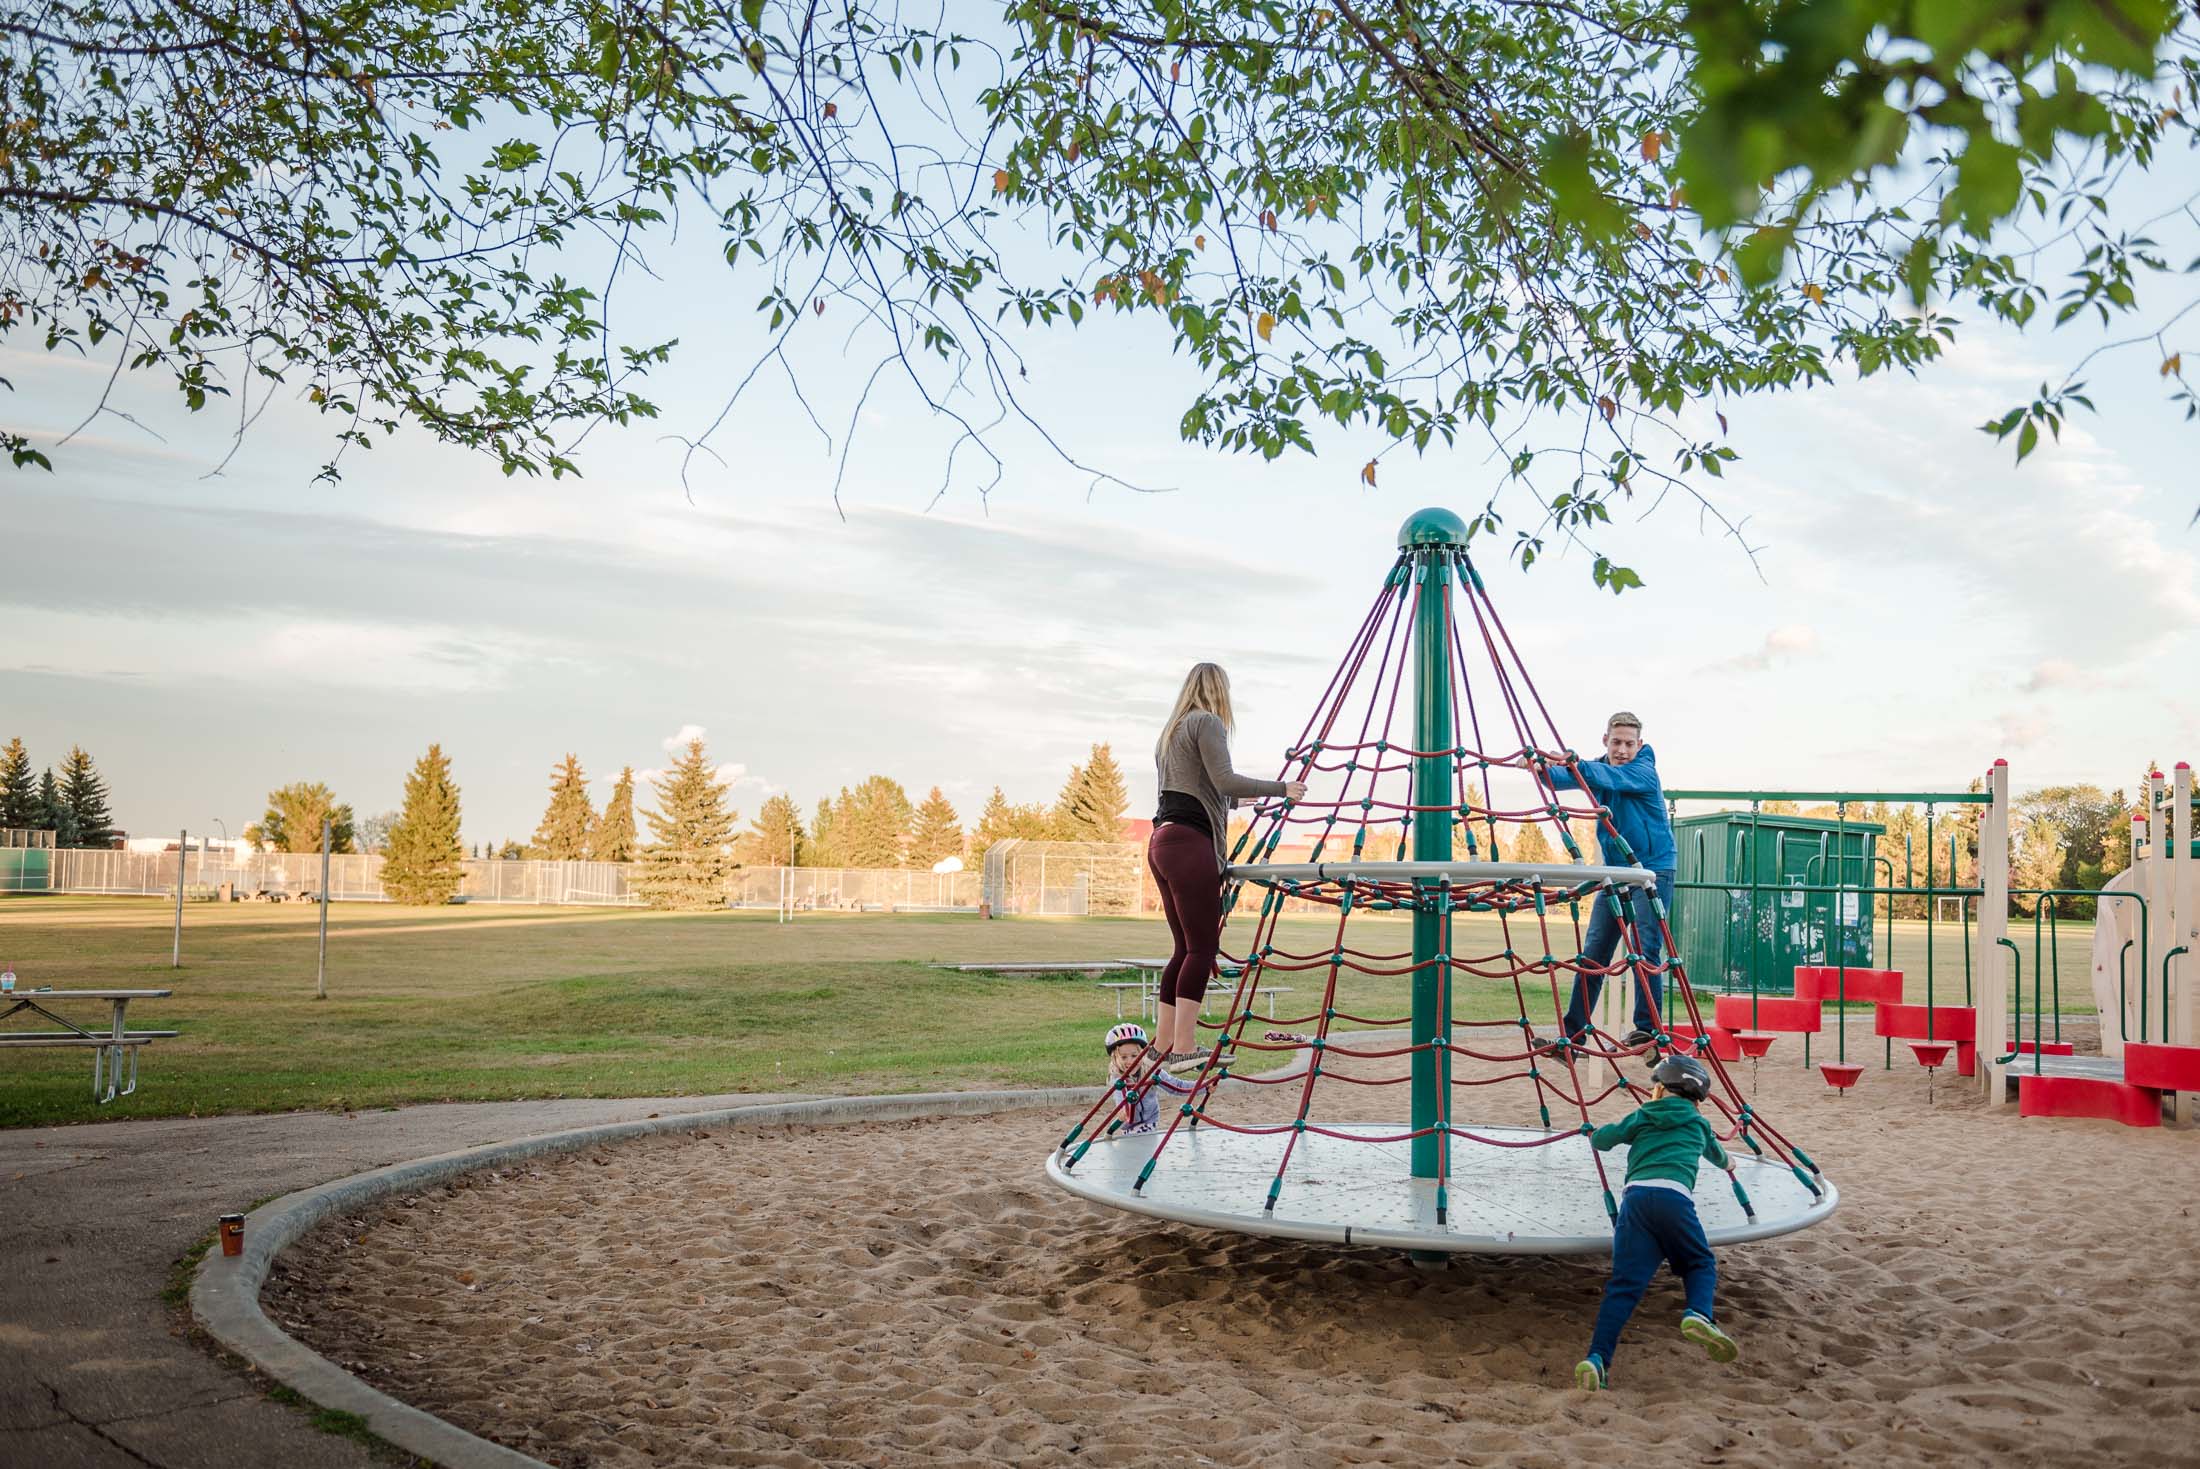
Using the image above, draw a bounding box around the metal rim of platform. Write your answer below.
[1226,858,1655,888]
[1046,1123,1838,1255]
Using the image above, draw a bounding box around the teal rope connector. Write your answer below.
[1069,1139,1094,1166]
[1790,1164,1822,1198]
[1264,1177,1283,1211]
[1294,1117,1308,1131]
[1601,1188,1619,1221]
[1059,1122,1085,1149]
[1536,1100,1552,1127]
[1133,1156,1157,1191]
[1790,1144,1821,1174]
[1436,1184,1450,1225]
[1577,1122,1595,1137]
[1729,1175,1756,1220]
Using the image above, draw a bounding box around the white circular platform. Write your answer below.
[1047,1123,1837,1254]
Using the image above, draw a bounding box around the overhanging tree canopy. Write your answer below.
[6,2,2195,580]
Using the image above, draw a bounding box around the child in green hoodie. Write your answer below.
[1575,1053,1739,1389]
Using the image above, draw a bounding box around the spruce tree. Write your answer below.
[1060,742,1130,842]
[805,796,839,867]
[739,792,806,866]
[971,786,1015,851]
[837,775,913,868]
[58,746,119,848]
[590,766,638,862]
[381,745,465,905]
[531,753,595,859]
[1050,761,1086,841]
[36,769,66,839]
[0,738,36,829]
[906,787,964,868]
[633,737,738,910]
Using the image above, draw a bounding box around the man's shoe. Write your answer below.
[1622,1028,1656,1048]
[1681,1312,1737,1363]
[1574,1354,1607,1390]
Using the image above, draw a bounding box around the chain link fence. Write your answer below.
[981,839,1154,916]
[728,866,980,912]
[15,838,1179,915]
[27,846,991,911]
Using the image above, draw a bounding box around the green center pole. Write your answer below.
[1400,508,1466,1183]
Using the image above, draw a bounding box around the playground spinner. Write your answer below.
[1048,508,1839,1253]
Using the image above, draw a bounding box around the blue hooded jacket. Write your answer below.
[1547,744,1676,873]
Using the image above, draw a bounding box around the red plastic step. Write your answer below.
[1820,1062,1866,1091]
[1908,1041,1956,1069]
[1713,995,1823,1034]
[1874,1004,1977,1077]
[1794,966,1904,1006]
[2017,1074,2162,1127]
[1873,1003,1976,1042]
[2123,1043,2200,1092]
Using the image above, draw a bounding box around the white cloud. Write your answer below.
[1704,624,1819,674]
[661,723,709,754]
[2021,659,2082,693]
[5,611,550,693]
[1997,711,2052,750]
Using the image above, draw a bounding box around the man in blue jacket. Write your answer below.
[1542,711,1677,1049]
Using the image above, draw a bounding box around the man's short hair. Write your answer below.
[1605,711,1642,735]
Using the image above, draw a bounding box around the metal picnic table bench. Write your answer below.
[0,989,177,1103]
[1098,960,1292,1021]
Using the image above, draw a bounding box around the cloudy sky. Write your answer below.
[5,185,2196,846]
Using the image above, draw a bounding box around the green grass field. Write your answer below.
[0,896,2101,1128]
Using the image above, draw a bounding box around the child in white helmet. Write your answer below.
[1104,1022,1200,1133]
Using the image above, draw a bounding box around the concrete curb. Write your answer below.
[191,1088,1094,1469]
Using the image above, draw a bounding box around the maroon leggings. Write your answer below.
[1149,822,1223,1006]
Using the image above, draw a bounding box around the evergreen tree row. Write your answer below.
[0,738,120,848]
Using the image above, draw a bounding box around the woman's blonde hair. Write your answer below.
[1157,663,1235,762]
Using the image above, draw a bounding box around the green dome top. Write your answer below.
[1396,506,1469,550]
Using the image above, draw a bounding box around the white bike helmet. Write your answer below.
[1104,1022,1150,1052]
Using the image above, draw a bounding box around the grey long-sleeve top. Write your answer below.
[1155,709,1287,866]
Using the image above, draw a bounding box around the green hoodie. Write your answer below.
[1590,1095,1731,1191]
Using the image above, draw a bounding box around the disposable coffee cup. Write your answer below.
[219,1214,245,1257]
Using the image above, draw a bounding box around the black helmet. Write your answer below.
[1649,1054,1712,1102]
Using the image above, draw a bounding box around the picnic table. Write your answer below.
[1097,961,1292,1021]
[0,989,177,1103]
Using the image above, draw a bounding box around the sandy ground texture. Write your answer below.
[266,1017,2200,1469]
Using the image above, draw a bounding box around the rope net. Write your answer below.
[1056,543,1825,1231]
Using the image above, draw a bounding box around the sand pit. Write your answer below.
[266,1021,2200,1468]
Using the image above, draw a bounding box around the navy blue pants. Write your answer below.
[1588,1184,1717,1366]
[1563,870,1674,1039]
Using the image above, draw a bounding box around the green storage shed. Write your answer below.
[1671,810,1884,995]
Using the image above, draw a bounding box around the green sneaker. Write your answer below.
[1681,1312,1737,1363]
[1574,1354,1607,1390]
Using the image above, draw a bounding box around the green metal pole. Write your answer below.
[1399,508,1464,1184]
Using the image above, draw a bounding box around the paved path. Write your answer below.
[0,1092,808,1468]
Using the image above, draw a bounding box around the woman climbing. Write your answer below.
[1149,663,1305,1063]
